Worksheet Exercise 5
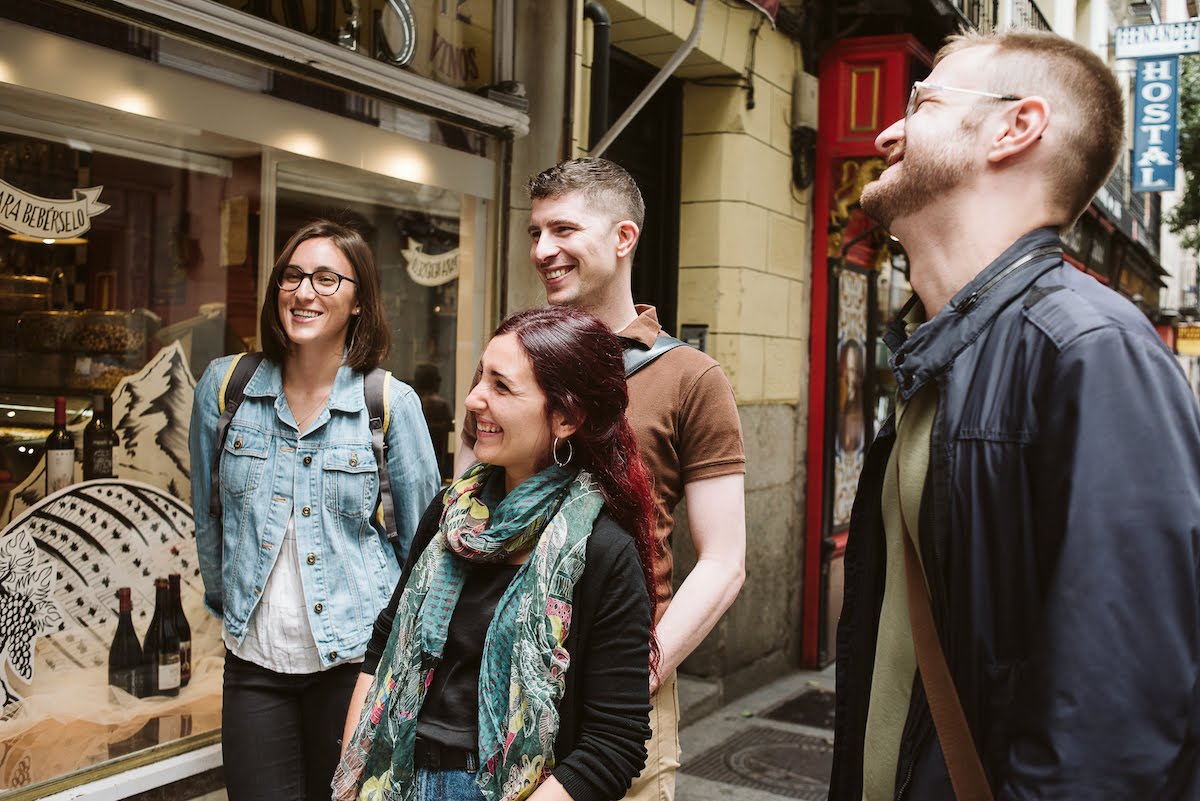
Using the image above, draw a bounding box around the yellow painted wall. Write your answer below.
[576,0,812,405]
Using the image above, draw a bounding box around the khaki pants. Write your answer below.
[623,672,681,801]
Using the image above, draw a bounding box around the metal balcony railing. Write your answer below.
[1011,0,1052,31]
[1148,192,1163,240]
[1094,151,1162,261]
[1129,0,1163,24]
[950,0,1000,33]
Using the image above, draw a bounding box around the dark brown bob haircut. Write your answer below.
[259,219,390,371]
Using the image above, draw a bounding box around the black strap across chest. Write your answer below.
[623,334,688,378]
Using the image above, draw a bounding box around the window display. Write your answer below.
[0,61,494,796]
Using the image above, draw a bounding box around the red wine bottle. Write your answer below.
[108,587,144,698]
[168,573,192,687]
[141,577,181,697]
[45,395,74,495]
[83,393,118,480]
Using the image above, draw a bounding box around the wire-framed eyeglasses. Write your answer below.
[906,81,1021,119]
[278,267,359,296]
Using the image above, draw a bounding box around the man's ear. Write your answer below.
[615,220,640,259]
[988,95,1050,164]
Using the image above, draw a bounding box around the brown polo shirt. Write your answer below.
[619,306,745,617]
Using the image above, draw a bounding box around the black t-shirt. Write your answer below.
[416,561,520,750]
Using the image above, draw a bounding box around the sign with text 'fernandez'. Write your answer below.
[1132,57,1179,193]
[1116,21,1200,59]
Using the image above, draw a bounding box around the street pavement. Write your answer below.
[676,665,836,801]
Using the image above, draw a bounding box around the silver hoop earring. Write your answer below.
[552,436,573,467]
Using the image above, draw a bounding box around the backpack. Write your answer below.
[207,352,400,544]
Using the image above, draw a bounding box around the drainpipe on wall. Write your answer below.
[584,0,610,150]
[588,0,706,158]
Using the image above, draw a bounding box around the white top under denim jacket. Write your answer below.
[223,514,328,673]
[189,355,441,671]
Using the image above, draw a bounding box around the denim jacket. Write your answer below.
[189,355,441,668]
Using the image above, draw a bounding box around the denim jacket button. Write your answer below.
[234,437,243,449]
[302,506,312,517]
[303,455,313,466]
[349,454,359,467]
[328,651,338,661]
[314,603,323,613]
[306,553,316,565]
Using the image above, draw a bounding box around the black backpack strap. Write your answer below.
[364,367,397,542]
[210,352,264,520]
[623,334,689,378]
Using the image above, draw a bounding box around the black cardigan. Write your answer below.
[363,491,652,801]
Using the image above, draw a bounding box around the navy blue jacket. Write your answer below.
[830,228,1200,801]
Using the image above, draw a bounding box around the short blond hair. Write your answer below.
[938,29,1124,223]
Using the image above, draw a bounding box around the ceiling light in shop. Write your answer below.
[381,154,427,184]
[277,133,324,159]
[8,233,88,245]
[110,91,156,117]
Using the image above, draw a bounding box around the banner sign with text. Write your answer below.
[1176,323,1200,357]
[1116,21,1199,59]
[0,178,109,240]
[403,238,459,286]
[1132,57,1179,193]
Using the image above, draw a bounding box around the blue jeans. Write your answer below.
[416,769,486,801]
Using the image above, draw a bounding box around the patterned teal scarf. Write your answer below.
[333,462,604,801]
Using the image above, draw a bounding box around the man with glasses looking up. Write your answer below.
[830,29,1200,801]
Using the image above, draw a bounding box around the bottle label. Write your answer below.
[87,447,113,479]
[159,658,181,691]
[46,450,73,494]
[179,640,192,684]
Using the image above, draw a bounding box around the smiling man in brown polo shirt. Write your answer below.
[458,157,746,801]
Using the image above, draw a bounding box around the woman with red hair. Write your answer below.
[336,306,658,801]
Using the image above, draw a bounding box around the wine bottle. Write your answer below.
[108,587,144,698]
[141,577,181,697]
[168,573,192,687]
[45,395,74,495]
[83,393,118,480]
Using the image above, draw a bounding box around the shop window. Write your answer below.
[218,0,496,93]
[0,85,493,793]
[274,158,476,481]
[0,126,251,794]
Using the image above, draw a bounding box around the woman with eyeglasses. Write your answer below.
[334,306,657,801]
[189,219,441,801]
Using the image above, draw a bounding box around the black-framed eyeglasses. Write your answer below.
[906,81,1021,119]
[277,266,358,296]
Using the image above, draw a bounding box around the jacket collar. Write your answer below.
[242,358,367,413]
[889,226,1063,401]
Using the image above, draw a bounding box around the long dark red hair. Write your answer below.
[492,306,659,670]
